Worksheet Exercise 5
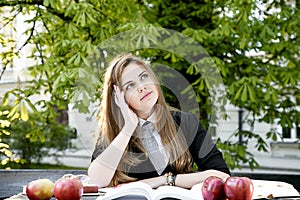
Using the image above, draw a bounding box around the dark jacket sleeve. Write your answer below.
[173,111,230,175]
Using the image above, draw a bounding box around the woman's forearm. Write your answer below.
[139,170,230,189]
[175,170,230,189]
[87,128,134,187]
[138,175,166,189]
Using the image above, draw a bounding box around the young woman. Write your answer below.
[88,53,230,189]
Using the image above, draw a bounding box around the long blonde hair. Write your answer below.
[97,53,193,186]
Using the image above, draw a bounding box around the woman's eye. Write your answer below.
[125,83,134,90]
[141,73,148,80]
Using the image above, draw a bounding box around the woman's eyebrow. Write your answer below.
[122,80,132,88]
[122,70,146,88]
[138,70,146,78]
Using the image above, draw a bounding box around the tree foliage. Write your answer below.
[0,0,299,169]
[0,105,76,168]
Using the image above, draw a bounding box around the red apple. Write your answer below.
[54,176,83,200]
[224,176,254,200]
[26,178,54,200]
[201,176,226,200]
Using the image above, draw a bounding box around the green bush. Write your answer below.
[0,105,77,168]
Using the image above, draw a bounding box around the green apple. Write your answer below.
[26,178,54,200]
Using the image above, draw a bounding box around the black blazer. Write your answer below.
[91,111,230,179]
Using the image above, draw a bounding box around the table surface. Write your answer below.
[6,194,151,200]
[0,170,149,200]
[0,169,87,199]
[5,194,99,200]
[1,170,300,200]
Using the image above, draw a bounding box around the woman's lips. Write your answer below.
[140,91,153,101]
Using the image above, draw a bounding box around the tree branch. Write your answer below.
[0,0,72,21]
[0,66,5,81]
[0,0,43,7]
[18,13,37,52]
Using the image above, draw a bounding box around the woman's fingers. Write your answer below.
[114,86,125,107]
[113,85,123,107]
[113,85,138,127]
[114,85,130,113]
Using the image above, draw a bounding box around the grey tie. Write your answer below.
[141,121,167,175]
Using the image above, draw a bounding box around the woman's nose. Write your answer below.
[137,84,146,92]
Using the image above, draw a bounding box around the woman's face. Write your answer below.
[120,62,159,119]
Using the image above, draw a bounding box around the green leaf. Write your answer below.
[239,35,247,49]
[39,135,46,143]
[264,91,271,101]
[143,35,150,47]
[248,85,256,102]
[86,12,98,24]
[186,64,194,75]
[80,13,86,26]
[25,99,38,113]
[67,23,74,38]
[7,105,18,119]
[271,90,278,104]
[287,61,296,69]
[272,132,277,141]
[241,86,248,102]
[237,145,245,158]
[198,78,205,91]
[44,0,50,7]
[2,92,9,106]
[224,151,234,169]
[74,53,81,66]
[20,101,29,121]
[234,86,243,100]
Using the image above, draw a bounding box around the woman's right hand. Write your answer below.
[114,85,138,133]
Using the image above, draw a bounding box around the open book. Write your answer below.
[96,181,203,200]
[96,179,300,200]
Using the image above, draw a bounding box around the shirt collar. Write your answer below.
[138,110,156,127]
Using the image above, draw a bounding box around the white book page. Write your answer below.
[155,185,203,200]
[97,181,204,200]
[96,182,152,200]
[251,179,299,199]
